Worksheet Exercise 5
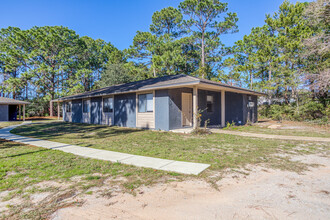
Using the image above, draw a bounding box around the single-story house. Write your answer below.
[0,97,29,121]
[53,74,264,131]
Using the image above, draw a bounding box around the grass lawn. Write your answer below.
[3,122,330,219]
[0,122,22,129]
[225,122,330,138]
[12,122,330,172]
[0,139,175,219]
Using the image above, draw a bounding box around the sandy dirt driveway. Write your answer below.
[52,153,330,220]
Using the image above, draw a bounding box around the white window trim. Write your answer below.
[137,92,154,113]
[136,90,155,128]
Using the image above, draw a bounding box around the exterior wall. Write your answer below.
[243,94,258,123]
[136,112,154,128]
[72,99,82,123]
[136,92,155,129]
[155,89,170,131]
[114,93,136,128]
[198,89,221,126]
[82,99,91,124]
[225,92,244,125]
[101,97,114,126]
[168,88,192,130]
[91,97,102,124]
[63,101,72,122]
[0,104,8,121]
[62,103,66,121]
[225,92,258,125]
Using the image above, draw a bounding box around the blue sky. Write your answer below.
[0,0,311,50]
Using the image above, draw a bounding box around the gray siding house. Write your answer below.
[53,74,264,131]
[0,97,29,121]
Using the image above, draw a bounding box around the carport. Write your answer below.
[0,97,29,121]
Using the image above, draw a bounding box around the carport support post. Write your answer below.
[193,86,198,129]
[57,101,60,120]
[221,90,225,127]
[19,105,21,120]
[23,104,25,121]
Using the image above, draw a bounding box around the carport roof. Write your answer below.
[54,74,266,101]
[0,97,30,105]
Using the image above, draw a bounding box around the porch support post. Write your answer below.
[23,104,25,121]
[193,86,198,129]
[57,101,60,120]
[221,90,225,127]
[19,105,21,120]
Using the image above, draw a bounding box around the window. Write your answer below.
[206,95,213,112]
[83,100,90,113]
[138,93,153,112]
[103,97,113,113]
[66,102,71,113]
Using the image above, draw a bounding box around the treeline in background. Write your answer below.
[0,0,328,124]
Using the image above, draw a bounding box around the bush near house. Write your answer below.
[259,97,329,125]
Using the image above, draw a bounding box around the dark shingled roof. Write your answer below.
[55,74,265,101]
[0,97,30,105]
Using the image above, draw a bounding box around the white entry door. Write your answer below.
[182,93,192,126]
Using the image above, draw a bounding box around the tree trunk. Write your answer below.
[153,67,156,77]
[201,36,205,79]
[50,100,53,117]
[250,71,253,89]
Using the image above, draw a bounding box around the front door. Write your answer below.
[182,93,192,126]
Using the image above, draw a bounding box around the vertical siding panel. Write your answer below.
[155,89,169,131]
[72,99,82,123]
[197,89,221,126]
[168,88,193,130]
[114,93,136,128]
[225,92,244,125]
[91,97,102,124]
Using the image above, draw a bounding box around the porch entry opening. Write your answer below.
[182,92,192,127]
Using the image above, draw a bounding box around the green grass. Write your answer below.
[0,139,174,219]
[0,122,22,129]
[3,121,330,219]
[11,122,330,172]
[225,124,330,138]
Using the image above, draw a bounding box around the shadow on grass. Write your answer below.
[0,148,50,159]
[0,139,50,159]
[11,122,143,140]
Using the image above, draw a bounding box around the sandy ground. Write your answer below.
[51,154,330,220]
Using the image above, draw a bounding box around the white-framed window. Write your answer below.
[138,93,153,113]
[103,97,113,113]
[66,102,72,113]
[206,95,214,112]
[83,100,90,113]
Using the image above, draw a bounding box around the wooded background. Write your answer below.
[0,0,328,123]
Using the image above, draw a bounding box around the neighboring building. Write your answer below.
[0,97,29,121]
[53,74,264,131]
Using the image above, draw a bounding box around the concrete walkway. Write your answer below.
[210,129,330,142]
[0,122,210,175]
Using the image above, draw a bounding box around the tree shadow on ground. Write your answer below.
[12,122,144,140]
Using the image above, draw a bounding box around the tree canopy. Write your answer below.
[0,0,328,120]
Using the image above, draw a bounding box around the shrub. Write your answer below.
[259,98,328,124]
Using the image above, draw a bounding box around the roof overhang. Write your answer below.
[198,82,266,96]
[53,80,265,103]
[0,101,30,105]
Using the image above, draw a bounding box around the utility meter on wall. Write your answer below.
[248,102,255,108]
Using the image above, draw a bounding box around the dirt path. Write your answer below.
[211,129,330,142]
[52,154,330,220]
